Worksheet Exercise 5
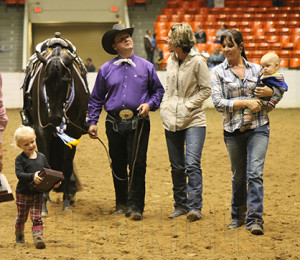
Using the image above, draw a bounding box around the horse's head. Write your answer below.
[36,46,75,126]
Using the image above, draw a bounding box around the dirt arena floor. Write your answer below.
[0,108,299,260]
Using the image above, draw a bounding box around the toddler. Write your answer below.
[240,52,288,132]
[14,126,59,249]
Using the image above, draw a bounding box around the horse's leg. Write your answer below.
[62,146,76,211]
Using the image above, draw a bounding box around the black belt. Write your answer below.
[107,110,139,121]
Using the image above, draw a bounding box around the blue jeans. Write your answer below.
[165,127,206,211]
[224,124,270,227]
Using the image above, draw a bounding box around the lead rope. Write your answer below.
[64,110,144,188]
[128,115,145,192]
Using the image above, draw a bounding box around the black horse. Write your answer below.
[23,44,90,214]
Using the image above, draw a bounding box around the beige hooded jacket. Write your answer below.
[160,49,211,132]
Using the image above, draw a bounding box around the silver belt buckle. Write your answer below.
[119,109,134,120]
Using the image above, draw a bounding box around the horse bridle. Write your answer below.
[37,55,74,129]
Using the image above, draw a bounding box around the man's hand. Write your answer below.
[137,103,150,117]
[88,125,98,139]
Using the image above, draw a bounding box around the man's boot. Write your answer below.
[15,230,25,243]
[32,226,46,249]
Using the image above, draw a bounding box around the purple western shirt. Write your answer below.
[88,54,164,125]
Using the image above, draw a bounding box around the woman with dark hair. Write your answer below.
[160,23,211,222]
[210,30,273,235]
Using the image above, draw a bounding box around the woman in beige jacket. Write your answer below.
[160,23,211,222]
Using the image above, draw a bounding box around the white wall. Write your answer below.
[1,70,300,109]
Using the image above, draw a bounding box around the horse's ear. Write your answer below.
[36,51,47,64]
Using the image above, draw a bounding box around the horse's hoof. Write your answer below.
[63,199,72,211]
[63,206,72,212]
[69,195,76,206]
[42,210,48,217]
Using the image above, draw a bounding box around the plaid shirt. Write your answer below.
[210,58,269,133]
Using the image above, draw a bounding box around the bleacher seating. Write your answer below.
[155,0,300,69]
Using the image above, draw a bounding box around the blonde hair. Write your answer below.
[14,125,36,146]
[261,52,280,65]
[170,23,196,53]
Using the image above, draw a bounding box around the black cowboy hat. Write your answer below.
[102,23,134,55]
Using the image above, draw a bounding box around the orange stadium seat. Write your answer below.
[256,7,268,13]
[288,20,299,28]
[254,28,265,37]
[278,28,292,35]
[167,1,179,8]
[244,42,256,51]
[228,14,240,21]
[292,50,300,58]
[293,28,300,36]
[257,42,270,51]
[261,0,273,7]
[207,35,216,43]
[240,28,252,36]
[227,21,238,29]
[250,0,260,7]
[289,13,300,20]
[181,14,194,22]
[249,58,261,64]
[252,21,263,28]
[179,1,190,9]
[162,8,174,15]
[170,14,181,22]
[275,21,288,28]
[264,28,277,36]
[156,14,169,22]
[251,50,264,58]
[280,58,289,68]
[203,21,215,29]
[282,43,295,50]
[266,35,279,43]
[206,14,216,22]
[264,13,276,21]
[239,21,251,29]
[194,14,205,21]
[289,58,300,69]
[278,50,291,59]
[216,14,228,22]
[244,7,256,13]
[243,35,254,42]
[208,43,221,53]
[154,22,168,31]
[264,21,275,29]
[252,13,264,20]
[191,21,203,32]
[277,13,288,20]
[269,43,282,51]
[195,43,208,53]
[280,35,290,45]
[206,28,216,37]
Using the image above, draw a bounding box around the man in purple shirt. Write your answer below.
[88,24,164,220]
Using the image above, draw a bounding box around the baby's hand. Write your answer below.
[33,171,43,185]
[53,181,61,189]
